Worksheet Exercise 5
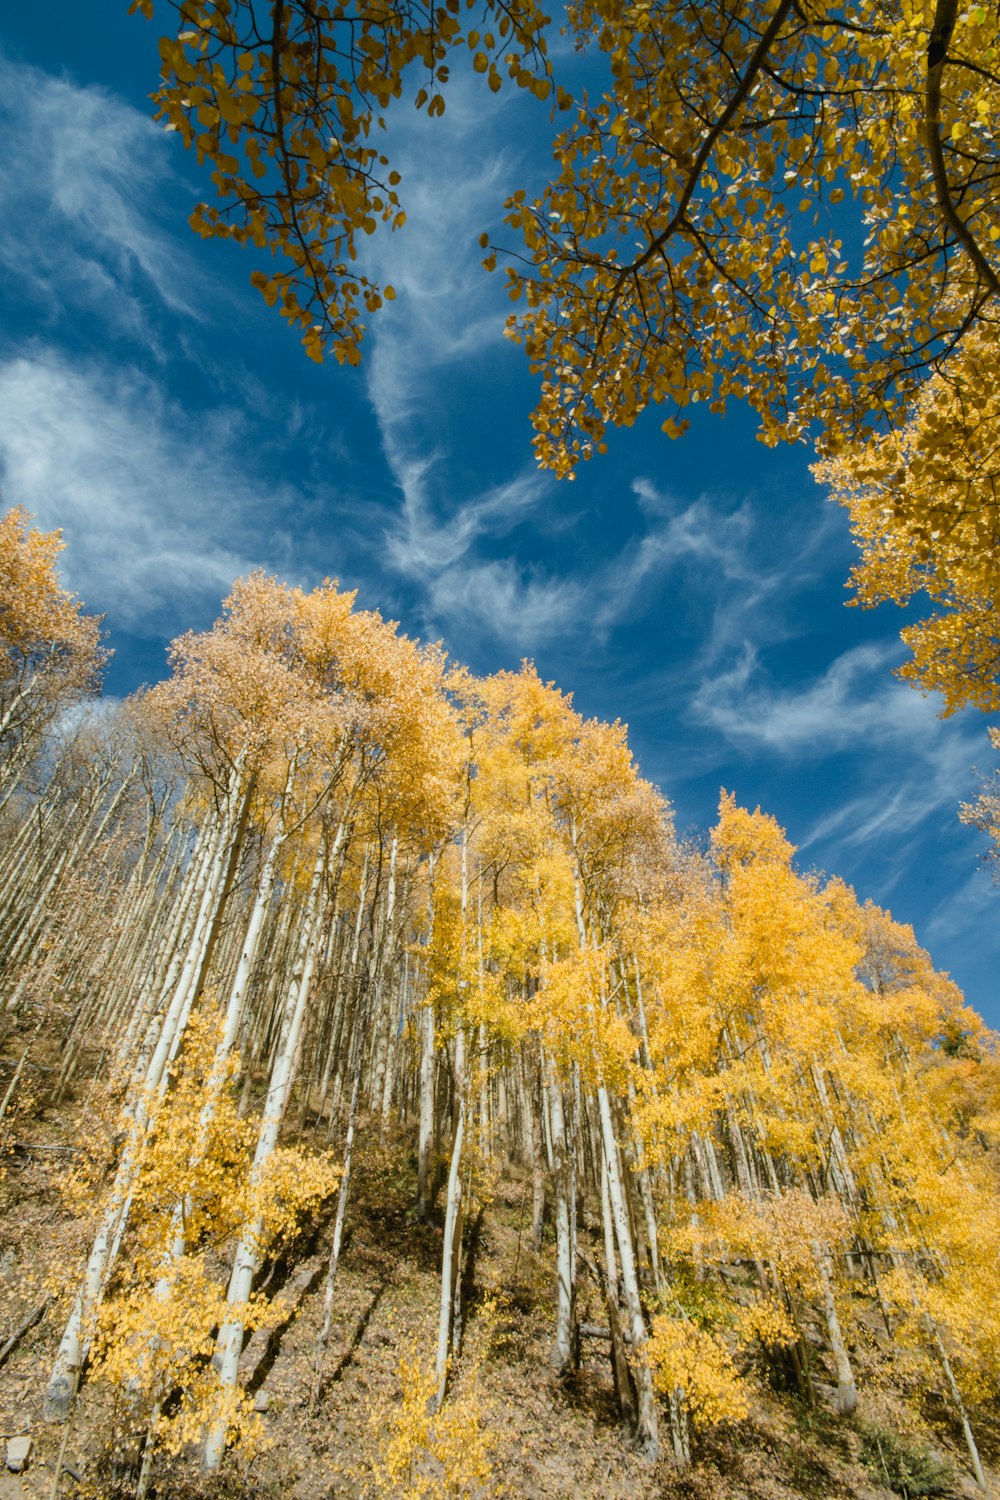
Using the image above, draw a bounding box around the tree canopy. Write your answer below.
[134,0,1000,713]
[0,506,105,782]
[136,0,1000,448]
[2,537,998,1491]
[816,329,1000,714]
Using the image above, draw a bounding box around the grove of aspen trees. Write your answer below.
[1,504,998,1498]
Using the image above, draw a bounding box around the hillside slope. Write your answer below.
[1,1095,996,1500]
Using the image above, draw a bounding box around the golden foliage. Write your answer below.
[126,9,1000,716]
[734,1297,796,1351]
[0,505,105,756]
[504,2,1000,472]
[135,2,1000,475]
[364,1338,495,1498]
[132,0,551,364]
[647,1315,749,1428]
[816,331,1000,714]
[89,1009,339,1454]
[6,542,1000,1473]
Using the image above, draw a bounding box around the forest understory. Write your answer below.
[2,1064,998,1500]
[2,524,1000,1500]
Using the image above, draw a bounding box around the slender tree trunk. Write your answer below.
[547,1055,577,1375]
[43,772,250,1423]
[596,1083,659,1460]
[601,1152,636,1429]
[432,1028,466,1410]
[204,841,329,1469]
[811,1241,857,1416]
[311,1065,362,1406]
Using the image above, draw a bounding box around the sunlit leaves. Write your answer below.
[0,506,106,765]
[364,1337,494,1498]
[11,536,1000,1465]
[816,329,1000,714]
[648,1315,749,1428]
[500,1,1000,473]
[90,1009,338,1456]
[135,0,551,362]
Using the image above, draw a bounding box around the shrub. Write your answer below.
[859,1424,954,1498]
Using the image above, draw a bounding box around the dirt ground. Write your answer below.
[1,1087,997,1500]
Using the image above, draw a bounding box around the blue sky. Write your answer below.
[1,7,998,1024]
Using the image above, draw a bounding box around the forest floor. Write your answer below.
[1,1088,998,1500]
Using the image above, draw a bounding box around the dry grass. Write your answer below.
[0,1071,996,1500]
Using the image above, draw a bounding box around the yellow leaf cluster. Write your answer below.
[364,1339,494,1498]
[816,330,1000,714]
[735,1296,796,1351]
[135,0,551,363]
[89,1008,339,1450]
[504,2,1000,473]
[647,1314,749,1428]
[0,506,106,754]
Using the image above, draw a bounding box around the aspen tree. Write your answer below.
[204,578,461,1460]
[204,839,331,1467]
[416,856,439,1221]
[554,712,666,1458]
[7,548,1000,1488]
[475,666,583,1375]
[0,507,104,789]
[144,2,1000,457]
[42,763,255,1422]
[42,576,314,1423]
[134,7,1000,705]
[816,330,1000,715]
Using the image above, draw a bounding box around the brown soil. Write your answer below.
[1,1086,997,1500]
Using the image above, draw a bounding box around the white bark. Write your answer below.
[597,1085,659,1460]
[811,1241,857,1417]
[204,842,328,1468]
[930,1322,986,1490]
[601,1153,636,1429]
[43,774,247,1423]
[432,1028,466,1410]
[312,1064,361,1405]
[547,1057,576,1375]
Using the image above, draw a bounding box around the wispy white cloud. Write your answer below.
[426,558,586,651]
[386,469,547,577]
[349,75,820,660]
[384,459,586,648]
[691,636,986,884]
[925,867,998,946]
[384,447,777,651]
[0,53,201,343]
[0,52,593,655]
[352,76,595,646]
[363,96,518,419]
[0,351,287,635]
[691,640,944,754]
[381,439,582,647]
[595,481,775,643]
[800,725,978,855]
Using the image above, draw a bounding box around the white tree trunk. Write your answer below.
[597,1085,659,1460]
[43,774,247,1422]
[204,844,328,1469]
[811,1240,857,1416]
[312,1064,362,1405]
[547,1057,576,1375]
[432,1028,466,1409]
